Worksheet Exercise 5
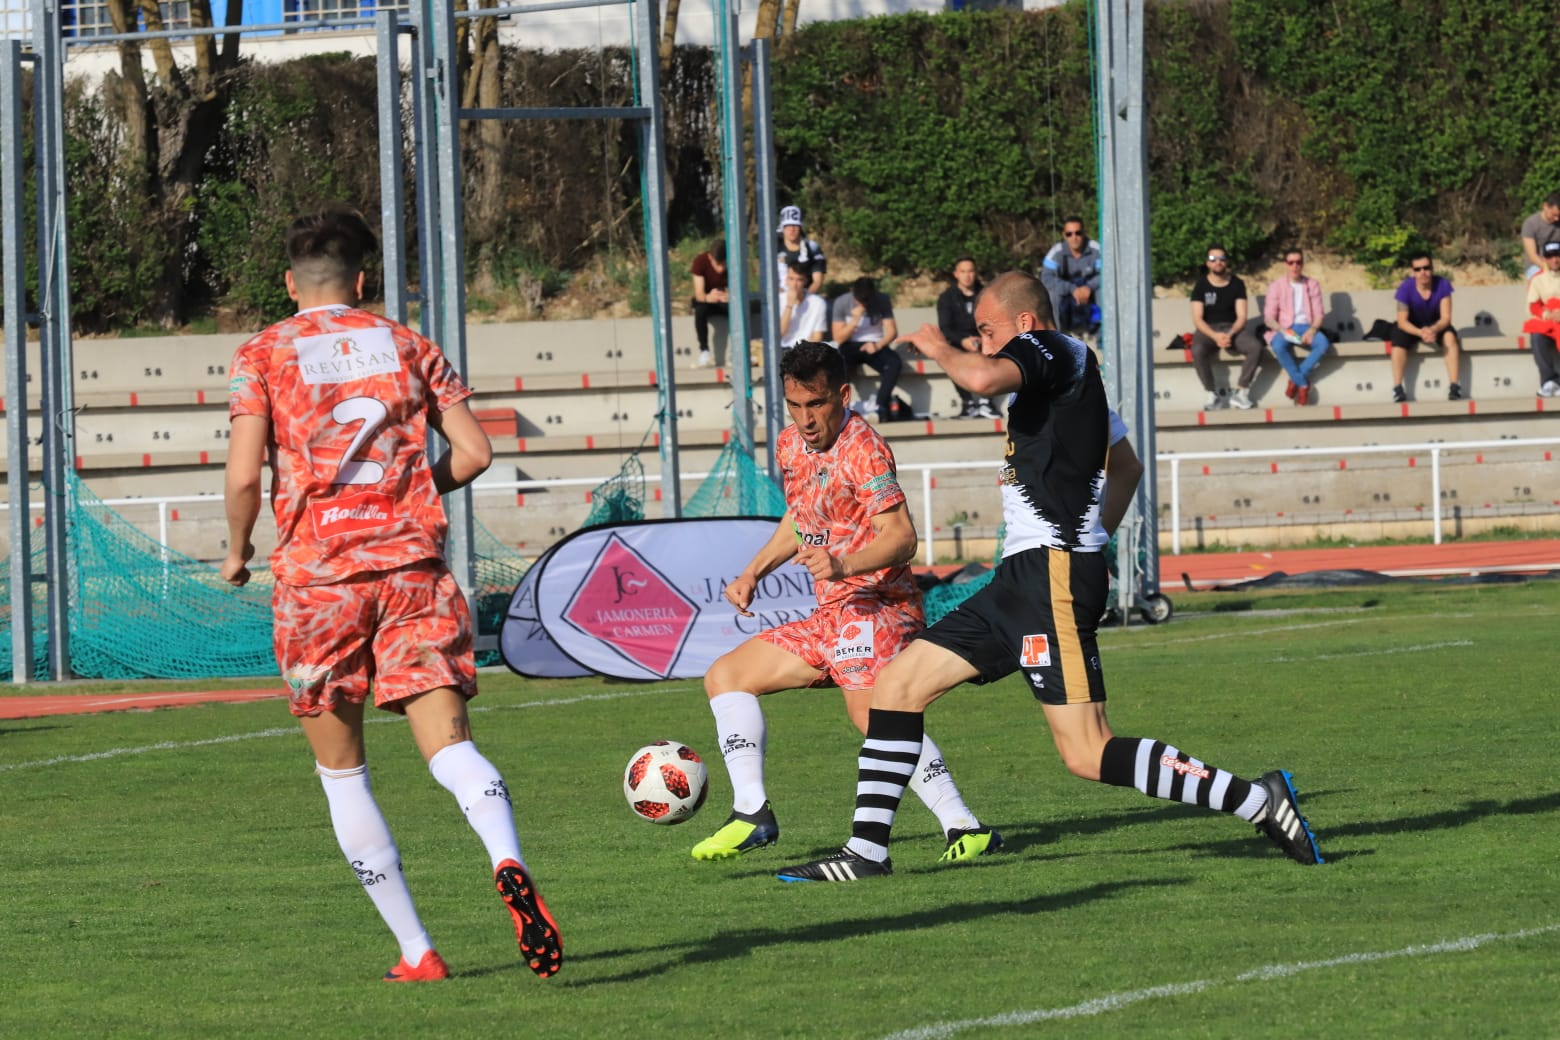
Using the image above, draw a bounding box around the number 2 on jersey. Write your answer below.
[331,397,387,485]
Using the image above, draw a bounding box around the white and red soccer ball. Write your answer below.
[623,741,708,825]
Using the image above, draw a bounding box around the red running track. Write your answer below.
[0,688,282,720]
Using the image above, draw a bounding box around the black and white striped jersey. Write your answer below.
[993,330,1111,555]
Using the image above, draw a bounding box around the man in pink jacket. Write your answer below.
[1262,248,1332,405]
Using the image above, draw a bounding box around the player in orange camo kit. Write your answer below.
[222,206,561,982]
[690,340,1002,863]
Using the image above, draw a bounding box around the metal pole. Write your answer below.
[716,0,754,452]
[1094,0,1157,616]
[1120,1,1160,601]
[2,41,33,683]
[634,0,681,517]
[922,468,934,566]
[34,0,73,678]
[419,0,475,592]
[376,11,410,325]
[1432,448,1443,544]
[750,36,784,481]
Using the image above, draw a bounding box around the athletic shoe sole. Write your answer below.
[496,860,564,978]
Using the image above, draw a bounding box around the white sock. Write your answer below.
[317,763,432,964]
[709,691,767,814]
[427,740,524,871]
[908,733,979,835]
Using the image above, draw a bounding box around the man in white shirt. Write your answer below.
[779,261,829,349]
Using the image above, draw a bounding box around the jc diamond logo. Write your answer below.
[562,534,699,677]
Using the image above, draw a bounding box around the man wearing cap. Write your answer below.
[1521,240,1560,397]
[776,206,826,298]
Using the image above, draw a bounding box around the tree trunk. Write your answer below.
[103,0,236,327]
[780,0,802,38]
[103,0,151,170]
[659,0,681,77]
[463,2,507,266]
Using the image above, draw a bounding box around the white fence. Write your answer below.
[5,434,1557,566]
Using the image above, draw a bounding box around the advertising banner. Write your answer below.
[499,547,593,678]
[527,517,819,680]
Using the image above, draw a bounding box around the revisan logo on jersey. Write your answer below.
[312,491,398,537]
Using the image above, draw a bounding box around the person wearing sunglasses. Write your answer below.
[1389,253,1463,402]
[1261,249,1332,405]
[1189,246,1265,410]
[1039,217,1102,338]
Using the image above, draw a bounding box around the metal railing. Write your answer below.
[3,434,1557,566]
[1158,436,1560,554]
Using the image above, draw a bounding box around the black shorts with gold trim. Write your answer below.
[915,546,1107,705]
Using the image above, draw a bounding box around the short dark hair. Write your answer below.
[1545,193,1560,209]
[982,271,1054,329]
[851,275,877,303]
[1063,216,1086,229]
[785,257,814,281]
[780,340,847,387]
[1409,251,1432,265]
[1207,243,1226,256]
[286,206,377,288]
[1283,247,1304,261]
[709,239,726,264]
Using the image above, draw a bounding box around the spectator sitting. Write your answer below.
[1521,240,1560,397]
[936,257,998,418]
[1262,248,1331,405]
[778,260,829,350]
[831,276,902,421]
[1040,217,1102,336]
[776,206,826,299]
[1189,245,1264,410]
[1389,252,1463,402]
[1520,194,1560,280]
[690,238,729,369]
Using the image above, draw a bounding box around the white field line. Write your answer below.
[1103,611,1483,651]
[1268,639,1474,663]
[880,922,1560,1040]
[0,685,691,774]
[1105,618,1381,649]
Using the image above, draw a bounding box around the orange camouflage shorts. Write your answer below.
[271,560,477,717]
[757,592,924,691]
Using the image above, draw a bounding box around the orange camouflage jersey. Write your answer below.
[778,412,919,606]
[228,305,472,586]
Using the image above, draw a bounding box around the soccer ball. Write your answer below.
[623,741,709,825]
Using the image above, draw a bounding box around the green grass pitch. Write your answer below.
[2,579,1557,1038]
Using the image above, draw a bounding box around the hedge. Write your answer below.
[10,0,1556,332]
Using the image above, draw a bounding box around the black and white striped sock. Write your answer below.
[1099,736,1266,821]
[844,709,924,863]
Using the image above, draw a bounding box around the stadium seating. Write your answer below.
[2,283,1555,561]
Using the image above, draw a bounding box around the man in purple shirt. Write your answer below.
[1389,253,1463,403]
